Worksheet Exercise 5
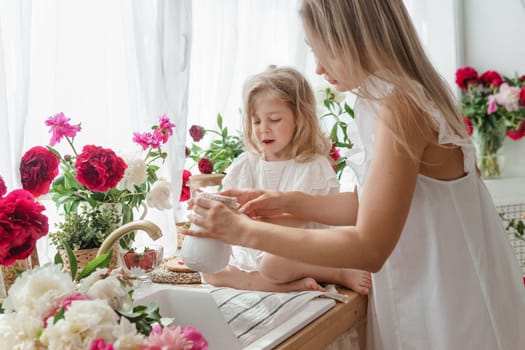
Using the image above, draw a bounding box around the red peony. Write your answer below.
[0,175,6,197]
[479,70,503,87]
[520,86,525,107]
[179,169,192,202]
[75,145,127,192]
[0,189,48,266]
[506,121,525,141]
[455,66,478,89]
[189,125,205,142]
[463,117,473,136]
[19,146,60,197]
[198,158,213,174]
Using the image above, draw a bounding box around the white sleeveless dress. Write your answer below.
[349,80,525,350]
[222,152,340,272]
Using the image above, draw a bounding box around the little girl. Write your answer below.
[202,65,371,294]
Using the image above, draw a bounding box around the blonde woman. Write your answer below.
[185,1,525,349]
[202,65,371,295]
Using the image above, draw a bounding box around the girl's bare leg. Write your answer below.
[202,265,326,292]
[259,254,372,295]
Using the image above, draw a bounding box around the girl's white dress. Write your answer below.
[350,80,525,350]
[222,152,340,272]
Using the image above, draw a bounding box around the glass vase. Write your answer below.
[472,119,506,179]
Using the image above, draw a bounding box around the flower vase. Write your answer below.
[472,119,506,179]
[58,245,119,273]
[0,250,39,299]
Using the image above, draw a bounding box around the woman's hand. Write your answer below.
[183,196,249,244]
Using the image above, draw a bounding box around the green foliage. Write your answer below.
[188,113,244,174]
[118,301,164,336]
[318,86,355,179]
[49,204,122,250]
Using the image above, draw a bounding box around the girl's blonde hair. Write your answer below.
[300,0,468,158]
[241,65,331,162]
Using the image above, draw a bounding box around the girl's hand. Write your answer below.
[220,189,267,207]
[236,190,289,218]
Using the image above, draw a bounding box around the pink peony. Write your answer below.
[198,158,213,174]
[0,189,48,266]
[142,325,194,350]
[45,112,81,146]
[133,131,162,150]
[494,83,520,112]
[189,125,205,142]
[89,338,115,350]
[154,114,176,144]
[487,95,498,114]
[19,146,60,197]
[181,326,208,350]
[455,67,478,89]
[75,145,127,192]
[0,175,6,197]
[44,292,90,327]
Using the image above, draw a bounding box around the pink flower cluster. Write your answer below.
[133,114,176,150]
[89,325,208,350]
[455,66,525,140]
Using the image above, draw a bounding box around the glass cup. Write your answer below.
[118,244,164,282]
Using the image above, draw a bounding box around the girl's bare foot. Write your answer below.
[339,269,372,295]
[272,277,326,292]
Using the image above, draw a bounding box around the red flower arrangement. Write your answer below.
[18,112,175,250]
[0,175,48,266]
[455,66,525,177]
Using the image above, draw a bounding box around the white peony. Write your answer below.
[85,274,133,311]
[146,177,172,210]
[117,154,148,191]
[113,317,145,349]
[77,267,110,294]
[2,264,75,318]
[0,312,44,350]
[39,299,119,349]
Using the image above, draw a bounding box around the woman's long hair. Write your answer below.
[300,0,468,158]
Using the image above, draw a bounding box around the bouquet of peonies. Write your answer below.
[19,113,175,250]
[455,67,525,177]
[0,249,208,349]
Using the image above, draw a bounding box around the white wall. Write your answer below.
[461,0,525,177]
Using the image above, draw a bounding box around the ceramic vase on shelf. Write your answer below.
[472,119,506,179]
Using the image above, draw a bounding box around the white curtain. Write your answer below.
[403,0,462,91]
[0,0,32,190]
[2,0,192,262]
[187,0,320,138]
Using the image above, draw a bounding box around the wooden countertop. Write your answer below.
[274,288,368,350]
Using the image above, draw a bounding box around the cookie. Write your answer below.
[165,256,195,273]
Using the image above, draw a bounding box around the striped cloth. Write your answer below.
[209,285,347,347]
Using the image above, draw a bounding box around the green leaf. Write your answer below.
[217,113,223,130]
[77,251,113,281]
[61,239,78,280]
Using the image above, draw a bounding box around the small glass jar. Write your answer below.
[181,174,237,273]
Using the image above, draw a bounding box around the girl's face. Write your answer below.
[251,92,296,161]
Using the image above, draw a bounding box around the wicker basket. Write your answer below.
[58,245,119,272]
[1,250,39,296]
